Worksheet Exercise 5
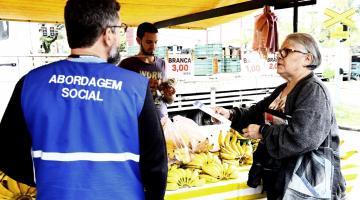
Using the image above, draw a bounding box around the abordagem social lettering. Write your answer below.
[48,74,123,102]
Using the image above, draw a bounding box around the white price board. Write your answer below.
[166,54,193,76]
[263,53,278,75]
[241,51,262,74]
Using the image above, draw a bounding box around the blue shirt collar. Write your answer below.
[67,55,106,63]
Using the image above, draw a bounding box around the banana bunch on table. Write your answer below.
[183,152,238,183]
[218,129,254,166]
[0,170,36,199]
[166,165,205,191]
[218,130,243,161]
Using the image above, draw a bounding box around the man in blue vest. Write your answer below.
[0,0,167,199]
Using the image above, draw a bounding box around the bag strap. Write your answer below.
[320,131,331,148]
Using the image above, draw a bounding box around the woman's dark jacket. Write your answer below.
[230,73,346,199]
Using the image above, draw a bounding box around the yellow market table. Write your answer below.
[165,153,360,200]
[165,165,267,200]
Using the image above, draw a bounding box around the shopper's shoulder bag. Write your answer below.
[283,134,333,200]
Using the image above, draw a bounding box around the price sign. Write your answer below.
[167,54,193,76]
[264,54,278,73]
[241,51,262,74]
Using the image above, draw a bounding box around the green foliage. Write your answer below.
[323,68,336,79]
[335,104,360,128]
[119,40,127,52]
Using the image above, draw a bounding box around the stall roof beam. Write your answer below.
[154,0,268,28]
[274,0,316,9]
[154,0,316,29]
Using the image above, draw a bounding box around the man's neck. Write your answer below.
[71,47,107,60]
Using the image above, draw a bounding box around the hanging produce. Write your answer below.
[252,6,279,58]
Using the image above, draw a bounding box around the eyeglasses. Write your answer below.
[108,23,128,36]
[277,48,308,59]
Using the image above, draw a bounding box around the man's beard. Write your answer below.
[107,45,121,65]
[140,44,154,56]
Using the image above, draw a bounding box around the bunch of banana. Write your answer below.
[166,166,205,191]
[221,163,239,180]
[218,130,244,162]
[174,148,192,164]
[191,138,214,154]
[229,128,248,140]
[0,171,36,199]
[250,139,260,152]
[166,139,177,160]
[185,153,208,169]
[199,174,220,183]
[240,141,253,165]
[202,160,224,180]
[185,152,222,169]
[200,161,239,182]
[0,171,4,180]
[222,159,240,166]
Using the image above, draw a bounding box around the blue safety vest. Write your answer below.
[21,58,148,200]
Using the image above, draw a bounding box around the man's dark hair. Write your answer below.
[64,0,120,48]
[136,22,158,39]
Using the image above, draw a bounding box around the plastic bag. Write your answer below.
[162,117,191,164]
[172,115,213,153]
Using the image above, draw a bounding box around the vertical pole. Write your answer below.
[210,87,216,107]
[293,4,298,33]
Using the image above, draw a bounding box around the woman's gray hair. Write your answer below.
[285,33,321,70]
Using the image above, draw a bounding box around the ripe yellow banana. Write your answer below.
[186,153,206,169]
[199,174,220,183]
[235,141,244,157]
[206,152,222,165]
[220,145,236,155]
[202,163,222,179]
[166,182,179,191]
[218,130,225,147]
[223,143,239,157]
[226,165,239,179]
[230,135,240,155]
[222,159,239,167]
[221,162,229,178]
[167,175,179,183]
[192,178,206,187]
[224,131,232,148]
[0,183,13,197]
[220,152,237,160]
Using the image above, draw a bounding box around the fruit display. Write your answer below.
[162,116,258,191]
[166,165,205,191]
[0,170,36,199]
[218,129,254,165]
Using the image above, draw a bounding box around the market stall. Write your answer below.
[164,155,359,200]
[162,119,360,200]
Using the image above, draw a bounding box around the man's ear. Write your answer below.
[103,28,114,47]
[136,37,141,45]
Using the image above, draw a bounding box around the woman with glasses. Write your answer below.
[214,33,346,199]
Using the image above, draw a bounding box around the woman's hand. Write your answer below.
[214,107,232,119]
[211,107,232,124]
[242,124,262,140]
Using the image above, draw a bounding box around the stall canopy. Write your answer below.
[0,0,316,29]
